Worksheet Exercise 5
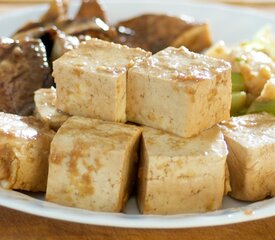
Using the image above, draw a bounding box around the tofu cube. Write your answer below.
[53,38,150,123]
[46,116,142,212]
[0,112,55,191]
[220,113,275,201]
[138,126,227,214]
[34,88,69,131]
[127,46,231,137]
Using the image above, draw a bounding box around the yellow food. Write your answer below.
[220,113,275,201]
[53,38,150,123]
[0,112,54,192]
[46,116,142,212]
[138,126,227,214]
[127,46,231,138]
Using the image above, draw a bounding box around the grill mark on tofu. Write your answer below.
[68,140,107,197]
[80,173,94,197]
[73,67,84,77]
[49,150,65,165]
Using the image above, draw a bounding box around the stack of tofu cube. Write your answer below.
[1,36,275,215]
[43,38,232,214]
[9,37,273,214]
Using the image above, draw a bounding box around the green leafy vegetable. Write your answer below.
[232,72,245,92]
[231,91,247,116]
[247,99,275,115]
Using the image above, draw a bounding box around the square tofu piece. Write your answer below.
[0,112,54,191]
[34,88,69,131]
[53,38,150,123]
[220,113,275,201]
[46,116,142,212]
[138,126,227,214]
[127,46,231,137]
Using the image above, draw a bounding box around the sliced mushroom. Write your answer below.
[114,14,212,53]
[171,24,212,53]
[75,0,107,22]
[39,0,69,23]
[59,18,116,41]
[0,38,52,115]
[13,26,59,64]
[14,0,69,35]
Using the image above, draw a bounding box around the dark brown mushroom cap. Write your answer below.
[75,0,107,22]
[114,14,212,53]
[0,38,52,115]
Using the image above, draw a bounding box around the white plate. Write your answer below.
[0,0,275,229]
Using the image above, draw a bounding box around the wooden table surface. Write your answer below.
[1,2,275,240]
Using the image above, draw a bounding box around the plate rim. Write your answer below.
[1,188,275,228]
[0,0,275,229]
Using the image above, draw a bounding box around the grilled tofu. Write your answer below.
[34,88,69,131]
[127,46,231,138]
[220,113,275,201]
[138,126,227,214]
[53,38,150,123]
[0,112,54,192]
[46,116,142,212]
